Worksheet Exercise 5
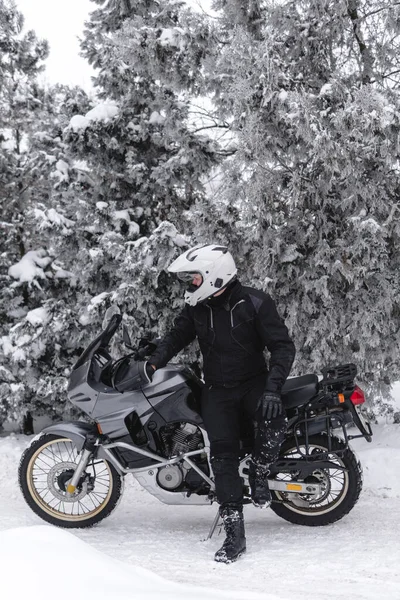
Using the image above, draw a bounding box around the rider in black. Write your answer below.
[149,244,295,563]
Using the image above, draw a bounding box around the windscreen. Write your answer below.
[72,313,122,371]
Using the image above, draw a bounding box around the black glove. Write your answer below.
[134,337,160,360]
[260,391,283,420]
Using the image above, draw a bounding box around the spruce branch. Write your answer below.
[191,124,230,133]
[360,2,400,21]
[347,0,375,84]
[381,68,400,80]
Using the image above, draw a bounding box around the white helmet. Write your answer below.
[168,244,237,306]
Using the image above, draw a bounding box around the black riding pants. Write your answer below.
[201,374,287,510]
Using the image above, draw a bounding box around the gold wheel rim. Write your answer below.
[274,443,349,516]
[26,437,114,522]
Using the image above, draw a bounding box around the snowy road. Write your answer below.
[1,427,399,600]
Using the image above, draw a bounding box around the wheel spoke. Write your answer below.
[47,445,61,463]
[64,441,76,463]
[90,491,108,501]
[36,456,55,470]
[274,441,350,513]
[26,437,114,520]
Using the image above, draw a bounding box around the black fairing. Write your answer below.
[110,383,204,469]
[110,434,159,469]
[153,385,204,426]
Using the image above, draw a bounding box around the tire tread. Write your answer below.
[270,434,363,526]
[18,434,123,529]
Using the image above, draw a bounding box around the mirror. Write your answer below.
[102,305,121,330]
[122,324,134,349]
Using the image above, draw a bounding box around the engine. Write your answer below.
[160,422,202,457]
[156,422,209,493]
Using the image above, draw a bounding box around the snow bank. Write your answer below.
[0,526,275,600]
[0,426,400,600]
[352,423,400,498]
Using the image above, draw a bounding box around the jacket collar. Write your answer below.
[227,280,243,307]
[205,279,242,310]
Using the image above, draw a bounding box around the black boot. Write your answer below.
[249,461,271,508]
[214,508,246,564]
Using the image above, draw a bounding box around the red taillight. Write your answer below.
[350,385,365,405]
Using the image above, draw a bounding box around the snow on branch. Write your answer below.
[25,307,50,327]
[33,207,74,231]
[158,27,186,50]
[67,102,119,133]
[8,250,51,288]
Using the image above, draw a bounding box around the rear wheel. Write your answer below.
[19,434,123,528]
[270,434,363,526]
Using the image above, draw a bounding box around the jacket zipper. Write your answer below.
[230,299,245,327]
[208,305,214,329]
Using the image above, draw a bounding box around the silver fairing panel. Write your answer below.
[68,362,203,442]
[67,361,99,415]
[68,359,155,439]
[92,367,196,438]
[92,388,153,438]
[142,365,203,426]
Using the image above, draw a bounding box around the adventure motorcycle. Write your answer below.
[18,310,373,536]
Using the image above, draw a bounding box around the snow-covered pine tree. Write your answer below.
[0,82,93,428]
[0,0,49,327]
[0,0,95,427]
[0,0,54,428]
[1,0,221,426]
[74,0,218,232]
[188,0,400,409]
[51,0,223,370]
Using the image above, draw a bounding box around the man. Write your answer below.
[148,244,295,563]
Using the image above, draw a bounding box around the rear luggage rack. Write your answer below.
[321,363,357,390]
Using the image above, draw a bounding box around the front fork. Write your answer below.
[65,437,99,495]
[65,448,93,495]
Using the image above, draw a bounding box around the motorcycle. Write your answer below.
[18,309,373,536]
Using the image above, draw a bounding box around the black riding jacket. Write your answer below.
[150,281,295,393]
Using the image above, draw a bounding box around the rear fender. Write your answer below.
[39,421,98,452]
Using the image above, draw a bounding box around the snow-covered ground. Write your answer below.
[1,421,400,600]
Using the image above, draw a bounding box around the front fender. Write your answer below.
[40,421,97,452]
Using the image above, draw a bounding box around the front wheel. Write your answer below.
[270,434,363,526]
[19,434,123,528]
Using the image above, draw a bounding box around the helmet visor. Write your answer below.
[176,272,203,284]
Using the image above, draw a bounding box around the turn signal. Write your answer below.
[350,385,365,405]
[338,393,345,403]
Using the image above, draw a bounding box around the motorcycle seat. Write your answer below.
[282,374,319,409]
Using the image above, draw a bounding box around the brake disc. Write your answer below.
[47,462,89,502]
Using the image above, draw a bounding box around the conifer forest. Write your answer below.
[1,0,400,428]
